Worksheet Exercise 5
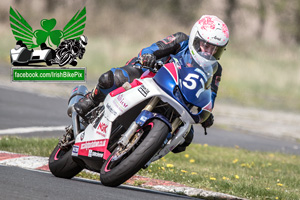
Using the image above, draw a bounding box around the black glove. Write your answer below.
[201,113,214,128]
[139,53,156,68]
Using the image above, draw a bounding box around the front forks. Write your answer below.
[117,97,160,147]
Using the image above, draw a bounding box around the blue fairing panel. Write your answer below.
[153,64,177,97]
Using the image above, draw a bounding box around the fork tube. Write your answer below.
[143,97,160,111]
[118,97,160,147]
[171,118,182,134]
[72,110,80,138]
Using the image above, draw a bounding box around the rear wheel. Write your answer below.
[100,119,169,187]
[49,144,83,179]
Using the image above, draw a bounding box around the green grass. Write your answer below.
[139,144,300,199]
[1,136,299,199]
[0,136,58,157]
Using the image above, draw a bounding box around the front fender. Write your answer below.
[135,110,172,131]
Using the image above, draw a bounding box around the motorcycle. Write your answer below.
[10,44,54,66]
[49,52,217,187]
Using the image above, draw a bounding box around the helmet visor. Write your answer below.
[193,35,218,55]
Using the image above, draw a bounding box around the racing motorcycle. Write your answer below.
[49,52,217,187]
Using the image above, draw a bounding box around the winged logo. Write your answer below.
[9,6,86,49]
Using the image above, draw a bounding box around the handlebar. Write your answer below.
[135,59,163,73]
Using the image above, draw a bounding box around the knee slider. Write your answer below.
[98,71,114,89]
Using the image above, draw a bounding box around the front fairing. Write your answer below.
[177,65,211,108]
[153,55,215,123]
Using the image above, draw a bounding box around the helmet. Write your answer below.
[189,15,229,61]
[79,35,88,47]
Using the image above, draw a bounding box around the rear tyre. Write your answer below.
[100,119,169,187]
[49,144,83,179]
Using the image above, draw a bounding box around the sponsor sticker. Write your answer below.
[92,151,104,158]
[116,94,128,108]
[96,122,108,137]
[138,85,150,97]
[106,103,117,115]
[72,145,79,156]
[80,132,85,141]
[88,149,93,157]
[81,140,106,150]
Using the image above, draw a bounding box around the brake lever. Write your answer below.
[134,59,163,73]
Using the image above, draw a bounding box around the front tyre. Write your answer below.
[100,119,169,187]
[49,144,83,179]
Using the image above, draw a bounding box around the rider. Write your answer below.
[50,35,88,67]
[74,15,229,152]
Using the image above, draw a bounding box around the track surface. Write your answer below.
[0,165,197,200]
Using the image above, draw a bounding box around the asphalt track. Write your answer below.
[0,165,199,200]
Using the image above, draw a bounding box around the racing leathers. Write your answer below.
[74,32,222,152]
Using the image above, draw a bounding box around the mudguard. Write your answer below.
[135,110,172,131]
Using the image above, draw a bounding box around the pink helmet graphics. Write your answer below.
[189,15,229,61]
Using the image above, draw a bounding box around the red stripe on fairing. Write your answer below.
[110,79,143,97]
[75,139,109,157]
[140,70,156,79]
[203,101,213,112]
[164,63,178,84]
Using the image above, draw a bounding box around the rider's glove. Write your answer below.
[201,113,214,128]
[139,53,156,68]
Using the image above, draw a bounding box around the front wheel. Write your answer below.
[49,144,83,179]
[100,119,169,187]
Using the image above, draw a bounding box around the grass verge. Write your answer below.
[0,136,299,199]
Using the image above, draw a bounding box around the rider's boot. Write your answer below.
[74,86,106,118]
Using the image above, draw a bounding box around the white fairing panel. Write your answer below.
[103,78,195,124]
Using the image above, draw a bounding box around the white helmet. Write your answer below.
[79,35,88,48]
[189,15,229,61]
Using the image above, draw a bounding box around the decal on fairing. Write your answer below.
[76,139,109,158]
[80,131,85,141]
[112,93,129,112]
[81,140,106,150]
[72,145,79,156]
[138,85,150,97]
[88,149,93,157]
[106,103,117,115]
[92,151,104,158]
[96,122,108,137]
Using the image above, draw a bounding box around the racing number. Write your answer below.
[182,73,205,98]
